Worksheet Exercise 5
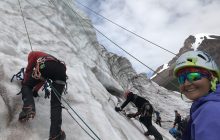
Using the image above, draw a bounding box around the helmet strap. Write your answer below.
[210,77,218,92]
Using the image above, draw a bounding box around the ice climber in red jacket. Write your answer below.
[20,51,67,140]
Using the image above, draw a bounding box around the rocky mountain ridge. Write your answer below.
[152,34,220,91]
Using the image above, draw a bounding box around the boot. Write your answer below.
[19,105,36,122]
[49,130,66,140]
[148,125,163,140]
[144,131,151,136]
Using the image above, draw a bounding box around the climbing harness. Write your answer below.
[54,80,68,95]
[31,55,68,97]
[32,57,45,80]
[43,80,67,99]
[32,55,66,79]
[42,81,51,98]
[141,102,153,117]
[32,56,58,80]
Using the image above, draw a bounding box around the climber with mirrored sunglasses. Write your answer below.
[173,50,220,140]
[177,67,212,85]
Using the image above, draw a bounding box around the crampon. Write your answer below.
[18,106,36,122]
[49,130,66,140]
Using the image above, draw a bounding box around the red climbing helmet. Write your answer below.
[124,90,133,98]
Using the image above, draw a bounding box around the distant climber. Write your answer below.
[173,110,181,130]
[115,91,163,140]
[19,51,67,140]
[170,114,189,140]
[154,111,162,127]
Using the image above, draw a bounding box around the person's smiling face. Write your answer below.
[179,77,210,100]
[177,67,212,101]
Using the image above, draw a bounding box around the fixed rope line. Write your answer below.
[51,90,97,140]
[62,0,180,90]
[94,28,179,89]
[17,0,33,51]
[63,1,155,72]
[74,0,177,56]
[56,0,180,91]
[48,81,99,140]
[64,109,96,140]
[65,0,96,44]
[47,80,101,140]
[50,0,180,91]
[48,0,108,75]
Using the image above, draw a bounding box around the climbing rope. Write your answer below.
[17,1,99,139]
[14,2,176,138]
[74,0,177,56]
[14,1,167,139]
[61,2,181,116]
[62,0,180,91]
[47,79,101,140]
[18,0,179,91]
[17,0,33,51]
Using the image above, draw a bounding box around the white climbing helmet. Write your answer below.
[174,50,220,80]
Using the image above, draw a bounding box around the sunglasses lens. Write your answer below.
[178,75,185,84]
[178,72,204,84]
[187,73,202,82]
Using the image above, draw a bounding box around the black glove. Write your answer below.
[115,107,122,112]
[127,113,136,118]
[44,88,50,99]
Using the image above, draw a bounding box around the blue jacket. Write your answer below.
[169,127,177,137]
[183,84,220,140]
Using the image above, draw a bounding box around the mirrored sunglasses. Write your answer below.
[178,72,210,85]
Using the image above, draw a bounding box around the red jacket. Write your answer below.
[24,51,49,91]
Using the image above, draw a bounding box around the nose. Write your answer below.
[179,79,192,92]
[183,79,192,85]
